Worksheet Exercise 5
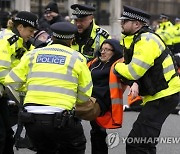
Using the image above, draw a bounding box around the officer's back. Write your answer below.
[5,22,93,154]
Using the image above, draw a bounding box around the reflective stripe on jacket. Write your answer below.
[0,29,32,84]
[5,44,93,110]
[115,32,180,104]
[88,58,124,129]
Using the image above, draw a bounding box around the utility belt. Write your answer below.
[19,110,78,129]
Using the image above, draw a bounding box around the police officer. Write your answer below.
[173,17,180,54]
[5,22,93,154]
[0,11,38,77]
[71,4,111,62]
[155,14,175,52]
[114,5,180,154]
[0,11,38,154]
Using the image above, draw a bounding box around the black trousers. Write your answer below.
[24,114,86,154]
[0,97,14,154]
[90,121,108,154]
[126,92,179,154]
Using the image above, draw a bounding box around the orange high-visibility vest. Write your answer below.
[88,58,124,129]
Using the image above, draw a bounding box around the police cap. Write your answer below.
[119,5,151,23]
[71,4,95,19]
[175,17,180,22]
[13,11,38,29]
[50,22,77,40]
[160,14,169,20]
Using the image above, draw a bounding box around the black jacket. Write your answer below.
[89,59,112,115]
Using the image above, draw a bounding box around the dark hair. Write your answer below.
[100,39,123,56]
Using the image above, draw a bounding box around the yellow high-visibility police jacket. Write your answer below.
[156,21,175,46]
[174,23,180,44]
[71,21,111,61]
[115,31,180,104]
[0,29,34,84]
[5,44,93,110]
[120,34,134,48]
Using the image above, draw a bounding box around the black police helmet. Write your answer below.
[50,22,77,40]
[71,4,95,19]
[13,11,38,29]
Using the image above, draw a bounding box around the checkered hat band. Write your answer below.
[72,9,93,15]
[123,11,148,23]
[14,17,35,27]
[53,32,75,39]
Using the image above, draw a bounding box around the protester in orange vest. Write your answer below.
[88,39,125,154]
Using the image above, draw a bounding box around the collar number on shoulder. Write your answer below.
[96,28,109,39]
[8,35,19,45]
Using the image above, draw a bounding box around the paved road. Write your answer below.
[14,111,180,154]
[13,90,180,154]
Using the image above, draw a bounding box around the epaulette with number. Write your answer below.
[96,28,109,39]
[7,35,19,46]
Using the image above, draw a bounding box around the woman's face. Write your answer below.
[99,43,114,62]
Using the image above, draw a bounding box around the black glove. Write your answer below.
[15,48,26,59]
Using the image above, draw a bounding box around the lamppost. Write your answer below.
[68,0,78,17]
[110,0,121,39]
[38,0,42,18]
